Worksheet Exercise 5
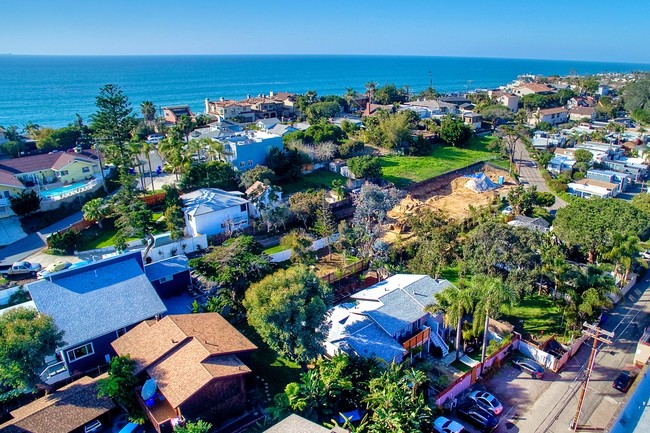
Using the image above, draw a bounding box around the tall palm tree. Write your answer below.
[158,134,185,180]
[541,242,569,296]
[22,121,40,138]
[470,275,517,366]
[365,82,377,104]
[82,198,105,228]
[141,140,156,192]
[604,232,639,281]
[431,284,475,361]
[140,101,156,126]
[344,87,359,110]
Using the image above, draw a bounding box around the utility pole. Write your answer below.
[569,322,614,431]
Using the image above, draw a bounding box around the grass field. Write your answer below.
[379,135,505,187]
[280,169,346,195]
[499,294,564,340]
[263,244,290,255]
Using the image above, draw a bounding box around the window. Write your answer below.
[82,167,90,173]
[67,343,94,362]
[60,170,69,176]
[248,160,253,166]
[240,204,247,212]
[159,275,173,284]
[3,191,9,198]
[116,328,127,338]
[239,161,245,168]
[187,214,192,221]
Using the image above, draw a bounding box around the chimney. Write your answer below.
[204,98,210,113]
[269,90,274,97]
[247,94,251,99]
[220,96,224,102]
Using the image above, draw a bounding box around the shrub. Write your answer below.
[535,192,556,207]
[47,230,79,254]
[339,139,364,157]
[347,155,382,179]
[10,190,41,215]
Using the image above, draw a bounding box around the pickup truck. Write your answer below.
[1,261,42,278]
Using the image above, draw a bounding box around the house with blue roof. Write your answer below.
[181,188,251,237]
[144,254,191,298]
[325,274,451,363]
[546,155,576,175]
[27,252,167,383]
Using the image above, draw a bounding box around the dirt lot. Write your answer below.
[388,165,517,222]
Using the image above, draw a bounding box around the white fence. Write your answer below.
[610,273,638,303]
[268,233,339,263]
[145,234,208,263]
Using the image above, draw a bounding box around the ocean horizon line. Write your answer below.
[1,53,649,66]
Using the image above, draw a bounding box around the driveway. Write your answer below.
[0,216,27,246]
[0,211,83,267]
[513,139,566,212]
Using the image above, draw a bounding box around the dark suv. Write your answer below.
[457,404,499,432]
[512,357,545,379]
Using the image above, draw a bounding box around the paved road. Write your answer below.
[0,211,83,267]
[513,139,566,212]
[510,271,650,433]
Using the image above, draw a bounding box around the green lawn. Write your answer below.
[451,360,471,373]
[499,294,564,340]
[237,322,301,397]
[440,265,463,286]
[379,135,506,187]
[263,244,290,255]
[280,169,346,195]
[76,226,140,251]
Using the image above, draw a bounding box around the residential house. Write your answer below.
[575,141,625,161]
[269,91,299,118]
[512,83,555,96]
[0,171,25,218]
[438,96,472,107]
[204,98,256,123]
[401,100,457,119]
[221,130,283,170]
[569,106,597,122]
[255,117,281,131]
[347,94,369,112]
[546,155,576,175]
[532,131,565,150]
[112,313,257,433]
[264,414,337,433]
[568,178,620,198]
[245,96,286,119]
[598,84,610,96]
[144,255,192,298]
[566,96,596,109]
[586,169,632,191]
[528,107,569,127]
[0,375,115,433]
[507,215,550,233]
[181,188,250,237]
[462,112,483,130]
[267,123,297,136]
[489,91,519,112]
[325,274,451,363]
[362,103,394,117]
[601,158,647,181]
[163,105,193,125]
[27,252,167,384]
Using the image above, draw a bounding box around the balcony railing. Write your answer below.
[40,361,70,384]
[401,326,431,351]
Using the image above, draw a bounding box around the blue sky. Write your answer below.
[2,0,649,63]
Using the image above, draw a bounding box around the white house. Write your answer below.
[489,90,519,112]
[528,107,569,127]
[569,107,597,122]
[325,274,451,363]
[462,112,483,130]
[568,178,620,199]
[181,188,250,237]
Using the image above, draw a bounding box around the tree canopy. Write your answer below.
[244,266,332,364]
[347,155,383,179]
[553,198,649,263]
[178,160,239,192]
[0,308,64,397]
[439,115,472,147]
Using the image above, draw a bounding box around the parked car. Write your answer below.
[512,357,545,379]
[641,250,650,260]
[37,261,72,279]
[457,404,499,432]
[612,370,635,392]
[146,134,165,144]
[1,261,42,278]
[501,206,513,215]
[469,391,503,415]
[434,416,466,433]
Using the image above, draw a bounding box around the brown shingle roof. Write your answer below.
[538,107,568,115]
[521,83,554,93]
[569,107,596,116]
[168,313,257,356]
[575,178,617,189]
[0,151,98,175]
[0,171,25,188]
[0,375,114,433]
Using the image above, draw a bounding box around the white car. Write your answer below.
[434,416,466,433]
[146,134,164,144]
[501,206,513,215]
[641,250,650,260]
[469,390,503,415]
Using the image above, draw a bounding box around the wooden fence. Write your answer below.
[320,259,369,285]
[140,191,166,207]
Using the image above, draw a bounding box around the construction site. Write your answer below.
[386,163,516,238]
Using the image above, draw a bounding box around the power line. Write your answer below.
[569,322,614,431]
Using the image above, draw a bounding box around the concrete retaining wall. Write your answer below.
[0,286,23,305]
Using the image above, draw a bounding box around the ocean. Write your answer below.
[1,55,649,128]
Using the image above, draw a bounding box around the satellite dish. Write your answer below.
[141,378,157,401]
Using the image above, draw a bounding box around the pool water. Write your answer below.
[39,180,92,199]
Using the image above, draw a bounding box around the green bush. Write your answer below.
[572,171,585,180]
[48,230,79,254]
[10,190,41,216]
[535,192,556,207]
[339,139,364,157]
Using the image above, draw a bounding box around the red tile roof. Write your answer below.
[0,170,24,188]
[0,151,98,175]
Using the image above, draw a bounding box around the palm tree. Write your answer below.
[604,232,639,281]
[141,140,156,192]
[344,87,359,110]
[541,242,569,296]
[365,82,377,104]
[431,284,475,361]
[158,134,185,180]
[82,198,105,228]
[140,101,156,126]
[470,275,517,366]
[22,121,40,138]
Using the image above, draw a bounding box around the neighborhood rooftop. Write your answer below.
[181,188,248,216]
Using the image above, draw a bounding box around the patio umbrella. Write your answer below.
[141,378,157,401]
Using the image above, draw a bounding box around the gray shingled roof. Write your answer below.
[28,253,167,349]
[341,317,406,362]
[181,188,248,217]
[145,255,190,282]
[365,276,450,337]
[264,414,329,433]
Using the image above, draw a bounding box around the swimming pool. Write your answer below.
[39,180,94,200]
